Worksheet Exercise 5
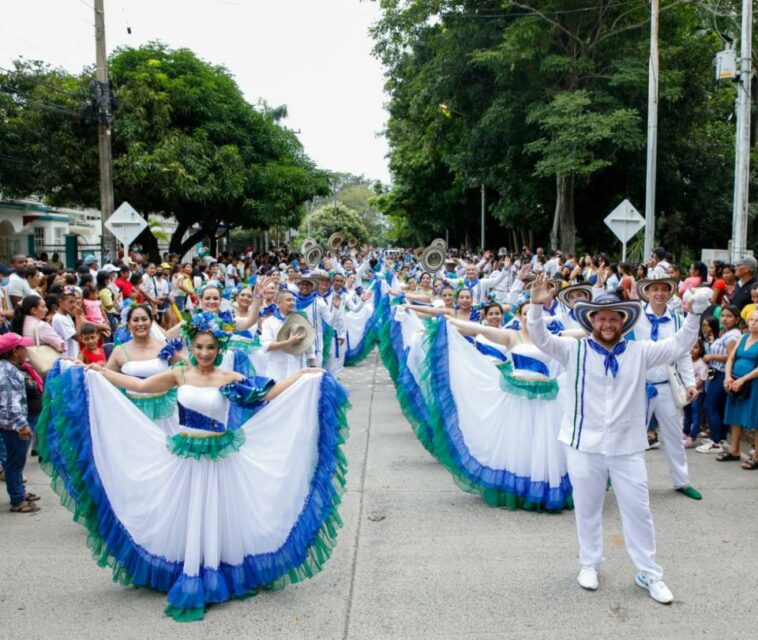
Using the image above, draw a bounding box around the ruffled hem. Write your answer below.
[377,312,436,455]
[36,361,352,622]
[420,319,573,512]
[168,430,245,460]
[123,388,178,420]
[344,283,383,366]
[496,362,560,400]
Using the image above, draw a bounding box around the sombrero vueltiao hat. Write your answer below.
[556,283,593,308]
[636,278,678,303]
[276,312,315,356]
[573,293,641,336]
[298,268,330,287]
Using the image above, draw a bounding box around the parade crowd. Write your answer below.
[1,239,757,618]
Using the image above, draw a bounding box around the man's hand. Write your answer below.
[18,426,33,440]
[686,386,699,402]
[530,273,554,306]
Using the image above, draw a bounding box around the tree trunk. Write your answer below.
[550,175,561,251]
[135,227,161,264]
[557,174,576,255]
[510,228,518,253]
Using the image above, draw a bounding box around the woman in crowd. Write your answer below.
[722,264,737,305]
[697,306,742,454]
[406,288,478,321]
[721,309,758,469]
[12,294,65,353]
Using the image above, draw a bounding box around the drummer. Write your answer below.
[260,289,316,381]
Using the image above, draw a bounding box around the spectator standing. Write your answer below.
[13,295,65,353]
[682,340,708,448]
[7,255,33,307]
[51,288,82,359]
[721,309,758,469]
[0,332,40,513]
[730,256,758,311]
[696,307,742,454]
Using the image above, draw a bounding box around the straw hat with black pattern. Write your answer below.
[636,277,678,303]
[556,283,593,308]
[573,293,642,336]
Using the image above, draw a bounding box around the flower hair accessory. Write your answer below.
[181,311,234,351]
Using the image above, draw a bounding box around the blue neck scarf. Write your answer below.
[260,303,278,318]
[645,307,670,341]
[295,292,317,310]
[587,338,627,378]
[463,277,479,290]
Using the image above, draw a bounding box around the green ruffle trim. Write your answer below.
[377,317,437,455]
[229,334,261,353]
[321,321,334,368]
[122,388,178,420]
[36,374,144,588]
[168,429,245,460]
[37,367,353,621]
[418,320,572,512]
[496,362,559,400]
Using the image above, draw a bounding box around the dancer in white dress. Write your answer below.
[37,311,350,622]
[106,305,183,435]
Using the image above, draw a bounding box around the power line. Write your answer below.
[440,0,651,19]
[0,65,88,100]
[0,90,80,117]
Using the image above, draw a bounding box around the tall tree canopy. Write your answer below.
[0,43,329,258]
[371,0,749,259]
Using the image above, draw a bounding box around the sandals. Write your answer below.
[741,457,758,470]
[716,451,741,462]
[10,500,40,513]
[25,493,41,502]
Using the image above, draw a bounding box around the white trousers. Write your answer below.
[327,345,345,378]
[647,384,690,488]
[565,446,663,580]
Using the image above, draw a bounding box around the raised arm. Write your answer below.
[643,312,700,370]
[448,317,516,348]
[525,275,573,366]
[89,364,179,393]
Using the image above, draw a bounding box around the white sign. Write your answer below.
[105,202,147,249]
[604,199,645,261]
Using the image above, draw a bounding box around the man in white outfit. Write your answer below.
[260,290,315,381]
[633,278,701,500]
[527,274,708,605]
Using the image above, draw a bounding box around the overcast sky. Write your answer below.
[0,0,391,183]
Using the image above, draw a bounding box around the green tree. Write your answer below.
[0,44,329,260]
[299,202,368,248]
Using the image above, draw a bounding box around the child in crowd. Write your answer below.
[51,288,81,359]
[77,323,106,365]
[683,339,708,448]
[81,285,111,337]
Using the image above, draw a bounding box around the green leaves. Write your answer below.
[525,90,643,179]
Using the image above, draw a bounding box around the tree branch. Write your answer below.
[508,1,584,47]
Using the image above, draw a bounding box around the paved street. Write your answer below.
[2,353,756,640]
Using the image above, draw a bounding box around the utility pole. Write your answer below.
[95,0,115,262]
[731,0,753,261]
[643,0,659,261]
[480,183,486,250]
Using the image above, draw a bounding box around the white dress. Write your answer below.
[37,361,350,622]
[414,318,572,511]
[120,356,180,436]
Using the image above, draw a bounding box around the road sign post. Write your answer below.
[604,199,646,262]
[104,202,148,257]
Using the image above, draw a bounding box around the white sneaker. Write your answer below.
[635,573,673,604]
[577,566,598,591]
[695,441,722,454]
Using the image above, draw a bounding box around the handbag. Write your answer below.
[667,365,689,409]
[728,380,752,400]
[26,322,61,378]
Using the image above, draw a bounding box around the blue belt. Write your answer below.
[645,380,668,400]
